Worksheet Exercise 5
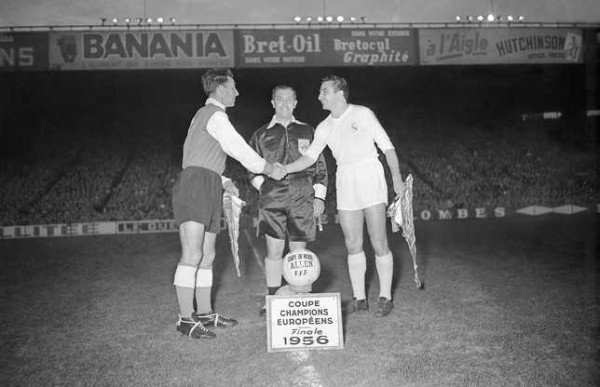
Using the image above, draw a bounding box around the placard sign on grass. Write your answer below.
[266,293,343,352]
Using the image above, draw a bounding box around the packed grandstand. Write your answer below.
[0,107,596,227]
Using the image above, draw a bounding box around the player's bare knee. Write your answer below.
[199,251,216,267]
[180,244,202,264]
[370,237,389,257]
[180,258,200,269]
[344,237,363,255]
[179,254,201,267]
[198,263,213,271]
[373,246,391,257]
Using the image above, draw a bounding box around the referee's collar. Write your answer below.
[205,98,226,111]
[267,115,305,129]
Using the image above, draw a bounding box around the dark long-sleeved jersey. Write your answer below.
[248,118,328,198]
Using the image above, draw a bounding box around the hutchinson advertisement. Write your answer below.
[49,30,234,70]
[0,32,49,71]
[420,28,583,65]
[236,28,416,67]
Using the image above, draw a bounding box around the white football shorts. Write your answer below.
[335,157,388,211]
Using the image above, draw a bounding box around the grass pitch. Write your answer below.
[1,215,598,386]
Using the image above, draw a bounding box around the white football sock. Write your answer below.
[348,252,367,300]
[376,252,394,300]
[265,257,283,288]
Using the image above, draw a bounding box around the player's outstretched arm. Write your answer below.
[384,149,405,196]
[286,123,327,174]
[248,130,266,190]
[207,112,270,175]
[284,155,316,174]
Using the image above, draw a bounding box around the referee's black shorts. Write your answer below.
[258,176,316,242]
[172,166,222,233]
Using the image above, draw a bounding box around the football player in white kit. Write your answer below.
[280,75,405,317]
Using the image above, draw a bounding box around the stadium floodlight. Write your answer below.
[349,16,356,23]
[112,18,118,24]
[317,16,324,22]
[101,18,107,26]
[518,15,524,21]
[293,16,302,23]
[467,15,474,22]
[360,16,366,23]
[455,16,462,22]
[170,17,176,24]
[507,15,514,22]
[137,17,144,25]
[306,16,313,22]
[336,16,344,22]
[477,15,484,21]
[487,13,494,22]
[124,17,131,24]
[157,17,164,24]
[326,16,333,23]
[146,17,152,24]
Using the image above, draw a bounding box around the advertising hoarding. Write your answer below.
[236,28,416,67]
[419,28,583,65]
[0,32,49,71]
[49,30,234,70]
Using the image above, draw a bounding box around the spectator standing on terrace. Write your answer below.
[172,68,284,339]
[279,75,405,317]
[248,85,328,316]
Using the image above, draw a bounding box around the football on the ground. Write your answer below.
[282,249,321,287]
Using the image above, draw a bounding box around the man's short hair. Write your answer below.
[202,68,233,96]
[322,75,349,101]
[271,85,296,100]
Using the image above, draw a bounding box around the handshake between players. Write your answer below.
[266,162,288,181]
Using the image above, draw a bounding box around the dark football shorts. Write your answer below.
[172,166,222,233]
[258,176,316,242]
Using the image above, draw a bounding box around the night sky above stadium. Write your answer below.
[0,0,599,26]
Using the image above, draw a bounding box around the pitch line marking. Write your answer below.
[285,350,324,386]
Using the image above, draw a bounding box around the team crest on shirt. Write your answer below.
[298,139,310,154]
[351,122,359,132]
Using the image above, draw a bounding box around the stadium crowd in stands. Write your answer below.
[0,116,596,227]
